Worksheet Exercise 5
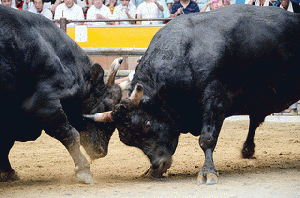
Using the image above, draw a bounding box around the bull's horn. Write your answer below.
[83,111,113,122]
[105,57,123,86]
[129,83,143,105]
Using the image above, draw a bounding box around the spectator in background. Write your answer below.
[113,0,136,25]
[24,0,55,11]
[1,0,17,8]
[200,0,228,12]
[136,0,164,25]
[246,0,272,6]
[160,0,172,18]
[23,0,34,11]
[106,0,117,13]
[170,0,199,17]
[196,0,210,11]
[28,0,53,19]
[76,0,89,14]
[54,0,84,23]
[278,0,294,11]
[86,0,113,26]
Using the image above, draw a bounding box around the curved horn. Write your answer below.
[105,57,123,86]
[129,83,143,105]
[83,111,113,122]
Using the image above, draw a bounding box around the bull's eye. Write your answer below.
[145,121,151,128]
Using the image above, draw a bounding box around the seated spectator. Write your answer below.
[170,0,199,17]
[200,0,227,12]
[196,0,210,11]
[136,0,164,25]
[54,0,84,20]
[86,0,113,26]
[23,0,55,11]
[113,0,137,25]
[1,0,17,8]
[246,0,272,6]
[157,0,172,18]
[77,0,89,14]
[23,0,34,11]
[107,0,117,13]
[54,0,84,24]
[28,0,53,20]
[279,0,293,11]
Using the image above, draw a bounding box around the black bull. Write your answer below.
[0,6,123,184]
[86,4,300,184]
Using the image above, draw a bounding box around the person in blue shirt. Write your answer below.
[170,0,199,17]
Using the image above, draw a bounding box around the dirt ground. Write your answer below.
[1,119,300,198]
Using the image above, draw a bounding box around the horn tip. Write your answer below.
[83,114,95,121]
[118,57,124,64]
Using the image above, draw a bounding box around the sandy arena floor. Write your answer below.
[1,119,300,197]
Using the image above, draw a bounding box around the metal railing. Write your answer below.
[83,47,146,56]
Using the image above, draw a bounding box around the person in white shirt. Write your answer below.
[23,0,34,11]
[54,0,84,22]
[246,0,271,6]
[113,0,136,25]
[280,0,293,12]
[136,0,164,25]
[28,0,53,20]
[1,0,17,8]
[86,0,113,26]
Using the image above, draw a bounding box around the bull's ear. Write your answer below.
[90,63,105,86]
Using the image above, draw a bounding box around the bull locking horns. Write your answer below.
[83,83,143,123]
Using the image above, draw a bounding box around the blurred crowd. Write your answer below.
[1,0,299,25]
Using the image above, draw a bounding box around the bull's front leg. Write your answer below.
[197,81,229,185]
[50,125,94,184]
[27,98,94,184]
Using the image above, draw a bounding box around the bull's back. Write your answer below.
[0,6,90,101]
[136,5,300,95]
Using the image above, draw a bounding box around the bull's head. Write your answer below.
[79,58,123,160]
[84,84,180,177]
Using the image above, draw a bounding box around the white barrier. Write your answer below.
[225,115,300,122]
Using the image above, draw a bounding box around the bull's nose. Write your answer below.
[152,156,172,171]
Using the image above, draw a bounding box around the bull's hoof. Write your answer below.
[206,173,218,185]
[197,171,218,185]
[0,170,20,182]
[196,174,206,185]
[242,142,255,159]
[141,167,164,178]
[75,167,94,184]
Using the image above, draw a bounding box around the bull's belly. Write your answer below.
[1,109,43,142]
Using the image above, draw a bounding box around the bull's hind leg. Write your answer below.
[197,81,229,185]
[242,115,265,159]
[27,99,93,184]
[0,140,19,182]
